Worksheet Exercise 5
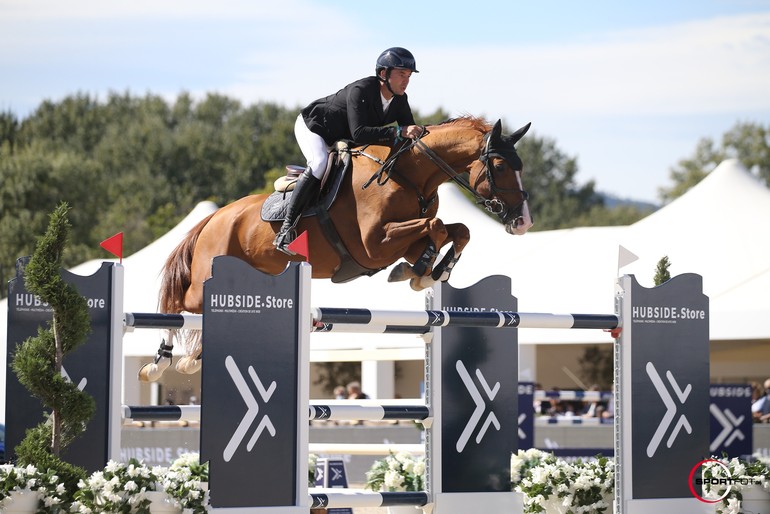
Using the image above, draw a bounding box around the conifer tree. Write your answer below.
[11,202,94,495]
[653,256,672,286]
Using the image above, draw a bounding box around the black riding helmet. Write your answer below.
[376,47,419,75]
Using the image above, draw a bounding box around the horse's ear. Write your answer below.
[509,122,532,145]
[491,119,503,140]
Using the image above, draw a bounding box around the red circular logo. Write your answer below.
[688,458,732,503]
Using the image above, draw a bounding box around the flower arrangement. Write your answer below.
[0,463,74,513]
[71,458,160,514]
[1,464,42,508]
[1,453,213,513]
[513,450,614,514]
[701,454,770,514]
[511,448,553,487]
[364,451,425,492]
[160,453,210,514]
[308,453,318,487]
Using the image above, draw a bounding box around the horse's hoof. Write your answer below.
[138,357,171,382]
[387,262,413,282]
[410,276,436,291]
[176,356,202,375]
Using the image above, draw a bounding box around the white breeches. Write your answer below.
[295,114,330,180]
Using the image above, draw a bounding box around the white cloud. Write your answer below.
[1,0,307,21]
[205,12,770,124]
[411,13,770,118]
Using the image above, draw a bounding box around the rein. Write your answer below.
[358,132,437,215]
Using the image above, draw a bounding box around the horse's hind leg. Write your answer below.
[138,331,177,382]
[175,329,203,375]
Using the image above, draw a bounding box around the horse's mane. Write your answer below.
[434,115,493,133]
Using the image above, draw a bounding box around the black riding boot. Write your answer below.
[273,169,321,255]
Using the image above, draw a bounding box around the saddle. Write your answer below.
[261,142,385,283]
[260,141,351,223]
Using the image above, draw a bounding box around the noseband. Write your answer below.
[475,133,530,224]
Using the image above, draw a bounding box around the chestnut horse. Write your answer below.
[139,116,533,381]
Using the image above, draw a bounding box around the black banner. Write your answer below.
[628,273,709,499]
[439,276,518,492]
[314,458,353,514]
[200,257,302,508]
[518,382,535,450]
[5,258,115,471]
[709,384,753,458]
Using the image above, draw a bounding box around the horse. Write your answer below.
[138,116,533,381]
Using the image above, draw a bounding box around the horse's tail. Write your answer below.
[158,213,216,314]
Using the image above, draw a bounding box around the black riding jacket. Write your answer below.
[301,76,415,146]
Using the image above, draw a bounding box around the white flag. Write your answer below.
[618,245,639,270]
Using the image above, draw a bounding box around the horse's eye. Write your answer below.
[493,161,506,172]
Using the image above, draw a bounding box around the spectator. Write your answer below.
[752,378,770,423]
[603,385,615,419]
[333,385,347,400]
[347,381,369,400]
[582,384,604,418]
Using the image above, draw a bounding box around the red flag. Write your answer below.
[287,230,310,262]
[100,232,124,263]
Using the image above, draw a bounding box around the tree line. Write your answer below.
[1,92,767,292]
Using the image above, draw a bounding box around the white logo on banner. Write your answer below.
[710,404,746,451]
[456,360,500,452]
[518,413,527,439]
[646,361,692,457]
[222,355,276,462]
[61,367,87,391]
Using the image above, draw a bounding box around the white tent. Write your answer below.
[3,159,769,420]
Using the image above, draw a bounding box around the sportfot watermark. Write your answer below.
[688,458,762,503]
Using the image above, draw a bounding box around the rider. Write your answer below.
[274,46,424,255]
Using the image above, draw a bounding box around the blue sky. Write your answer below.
[2,0,769,203]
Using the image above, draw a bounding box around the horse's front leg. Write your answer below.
[374,217,449,284]
[409,223,470,290]
[431,223,470,281]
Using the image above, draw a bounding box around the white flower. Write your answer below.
[384,469,405,490]
[43,495,62,507]
[724,497,741,514]
[530,467,549,485]
[75,503,93,514]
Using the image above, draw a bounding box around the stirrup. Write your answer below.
[274,228,298,255]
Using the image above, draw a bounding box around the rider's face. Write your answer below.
[385,68,412,96]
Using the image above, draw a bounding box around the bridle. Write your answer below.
[413,130,529,225]
[359,128,529,224]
